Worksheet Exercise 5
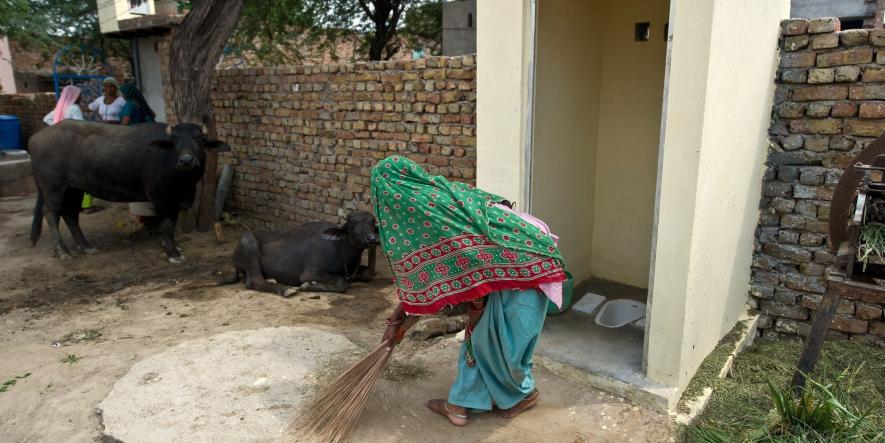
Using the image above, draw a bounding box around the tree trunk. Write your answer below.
[169,0,244,232]
[362,0,405,61]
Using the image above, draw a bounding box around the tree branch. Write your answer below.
[357,0,374,20]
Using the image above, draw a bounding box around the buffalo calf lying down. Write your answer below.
[28,121,229,262]
[230,212,379,296]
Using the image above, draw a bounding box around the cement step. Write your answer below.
[0,150,36,197]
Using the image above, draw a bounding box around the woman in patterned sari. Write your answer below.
[372,155,567,426]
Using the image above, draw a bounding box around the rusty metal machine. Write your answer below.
[792,136,885,390]
[830,141,885,279]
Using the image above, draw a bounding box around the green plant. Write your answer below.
[857,223,885,269]
[0,373,31,394]
[61,354,80,365]
[688,425,731,443]
[689,368,884,442]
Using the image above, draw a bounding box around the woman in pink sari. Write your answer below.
[42,85,94,211]
[42,85,84,125]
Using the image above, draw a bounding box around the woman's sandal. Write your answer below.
[426,399,468,426]
[497,389,541,419]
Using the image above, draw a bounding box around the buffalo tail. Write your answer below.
[30,191,43,247]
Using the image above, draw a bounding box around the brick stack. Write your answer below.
[0,93,55,145]
[753,17,885,346]
[209,56,477,229]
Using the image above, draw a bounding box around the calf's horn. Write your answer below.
[200,123,208,135]
[165,125,173,136]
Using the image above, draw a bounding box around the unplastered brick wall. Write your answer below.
[0,93,55,145]
[209,56,477,228]
[752,17,885,347]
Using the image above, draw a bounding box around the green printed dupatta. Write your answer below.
[370,155,566,315]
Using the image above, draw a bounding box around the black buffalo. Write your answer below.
[228,212,379,296]
[28,121,229,261]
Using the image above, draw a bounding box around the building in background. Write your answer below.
[791,0,883,28]
[442,0,476,56]
[98,0,181,123]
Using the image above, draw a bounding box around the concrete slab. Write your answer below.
[97,327,358,443]
[537,278,677,412]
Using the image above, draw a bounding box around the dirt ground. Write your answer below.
[0,195,676,442]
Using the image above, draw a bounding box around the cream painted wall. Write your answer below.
[591,0,669,287]
[646,0,789,389]
[0,37,16,94]
[530,0,604,282]
[645,0,713,388]
[136,36,166,122]
[476,0,532,202]
[677,0,789,390]
[98,0,156,34]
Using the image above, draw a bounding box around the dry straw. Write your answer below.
[290,339,395,443]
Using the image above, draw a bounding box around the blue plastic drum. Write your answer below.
[0,115,23,150]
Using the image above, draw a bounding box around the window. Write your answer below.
[635,22,650,41]
[468,13,473,28]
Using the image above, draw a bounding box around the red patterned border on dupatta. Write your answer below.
[392,234,566,315]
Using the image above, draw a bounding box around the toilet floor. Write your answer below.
[538,278,650,387]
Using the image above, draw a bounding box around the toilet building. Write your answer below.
[476,0,791,410]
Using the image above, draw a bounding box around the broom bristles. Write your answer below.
[291,340,394,443]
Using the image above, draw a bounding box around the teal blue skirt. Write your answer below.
[447,288,547,411]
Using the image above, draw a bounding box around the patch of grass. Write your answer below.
[677,319,751,413]
[54,328,103,346]
[0,373,31,393]
[685,340,885,442]
[61,354,81,365]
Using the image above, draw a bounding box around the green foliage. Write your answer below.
[402,0,441,56]
[182,0,443,64]
[857,223,885,269]
[0,0,129,63]
[226,0,322,65]
[61,354,80,364]
[685,340,885,443]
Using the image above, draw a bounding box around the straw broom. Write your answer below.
[291,316,418,443]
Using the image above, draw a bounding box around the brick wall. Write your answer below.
[753,17,885,346]
[0,93,55,145]
[209,56,477,229]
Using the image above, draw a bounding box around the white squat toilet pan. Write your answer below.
[594,299,646,328]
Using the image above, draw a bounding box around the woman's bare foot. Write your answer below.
[498,389,540,419]
[426,399,468,426]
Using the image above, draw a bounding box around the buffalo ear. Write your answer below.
[147,140,175,151]
[206,140,230,152]
[321,227,346,241]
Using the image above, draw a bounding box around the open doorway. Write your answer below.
[529,0,670,393]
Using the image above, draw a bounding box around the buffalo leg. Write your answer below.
[157,212,183,263]
[236,232,298,297]
[299,269,348,293]
[38,185,72,259]
[353,265,375,282]
[61,189,97,254]
[43,200,71,259]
